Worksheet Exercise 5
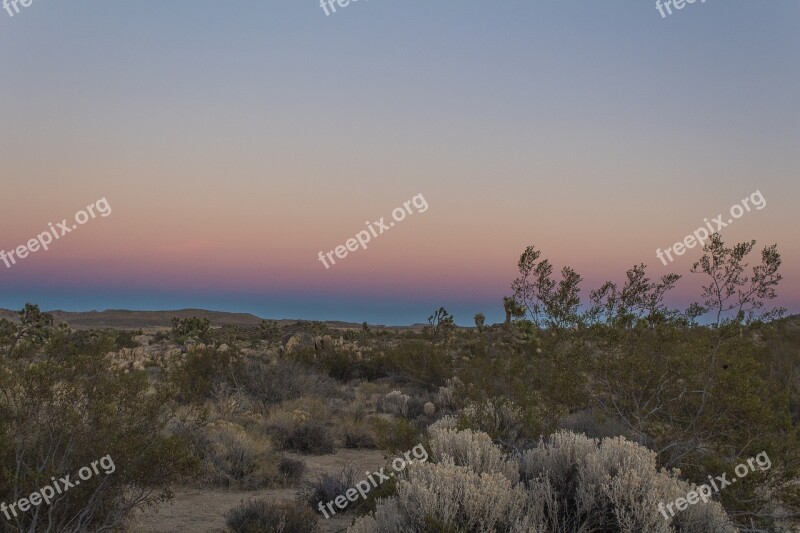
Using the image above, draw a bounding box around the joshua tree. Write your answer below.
[427,307,455,341]
[474,313,486,333]
[502,297,525,328]
[2,303,54,356]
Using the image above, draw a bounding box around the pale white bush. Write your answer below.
[430,424,518,481]
[435,377,465,411]
[429,415,458,432]
[351,459,540,532]
[520,430,735,532]
[460,397,526,447]
[382,390,410,418]
[350,428,737,533]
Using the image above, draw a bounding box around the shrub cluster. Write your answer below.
[350,426,735,532]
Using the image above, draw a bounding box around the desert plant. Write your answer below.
[429,419,518,480]
[278,456,306,485]
[225,499,318,533]
[511,246,583,331]
[341,419,377,449]
[502,296,526,329]
[0,347,197,532]
[1,303,53,357]
[426,307,456,342]
[350,428,735,533]
[170,347,232,403]
[193,421,277,489]
[381,390,411,418]
[371,417,424,453]
[473,313,485,332]
[690,233,784,326]
[457,397,528,450]
[302,466,358,514]
[285,423,336,454]
[231,357,338,405]
[171,316,211,342]
[266,402,335,454]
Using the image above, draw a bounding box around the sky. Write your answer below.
[1,1,798,325]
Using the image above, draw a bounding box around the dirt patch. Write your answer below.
[127,448,391,533]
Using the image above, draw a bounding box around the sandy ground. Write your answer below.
[127,449,391,533]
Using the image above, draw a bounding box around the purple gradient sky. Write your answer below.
[1,1,798,325]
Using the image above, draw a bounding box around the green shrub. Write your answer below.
[0,351,197,531]
[169,347,232,403]
[366,341,453,389]
[171,316,211,342]
[371,417,423,453]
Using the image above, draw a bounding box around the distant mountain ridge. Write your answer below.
[0,308,422,330]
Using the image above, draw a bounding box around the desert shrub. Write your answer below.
[435,377,467,412]
[113,329,141,348]
[456,397,529,450]
[170,347,232,403]
[366,340,453,389]
[456,342,583,439]
[195,421,277,489]
[266,402,335,454]
[232,357,338,405]
[278,456,306,485]
[518,430,735,532]
[371,417,424,453]
[346,398,368,422]
[341,419,377,449]
[171,316,211,342]
[404,395,432,419]
[429,419,518,480]
[559,408,631,440]
[204,324,243,347]
[225,499,318,533]
[209,386,258,421]
[588,321,800,525]
[350,459,532,533]
[0,350,197,532]
[316,349,363,381]
[355,475,398,517]
[259,320,282,342]
[285,423,335,454]
[302,466,358,514]
[380,390,410,418]
[349,428,735,533]
[1,304,54,357]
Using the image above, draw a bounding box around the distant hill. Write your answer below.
[0,308,264,330]
[0,308,424,331]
